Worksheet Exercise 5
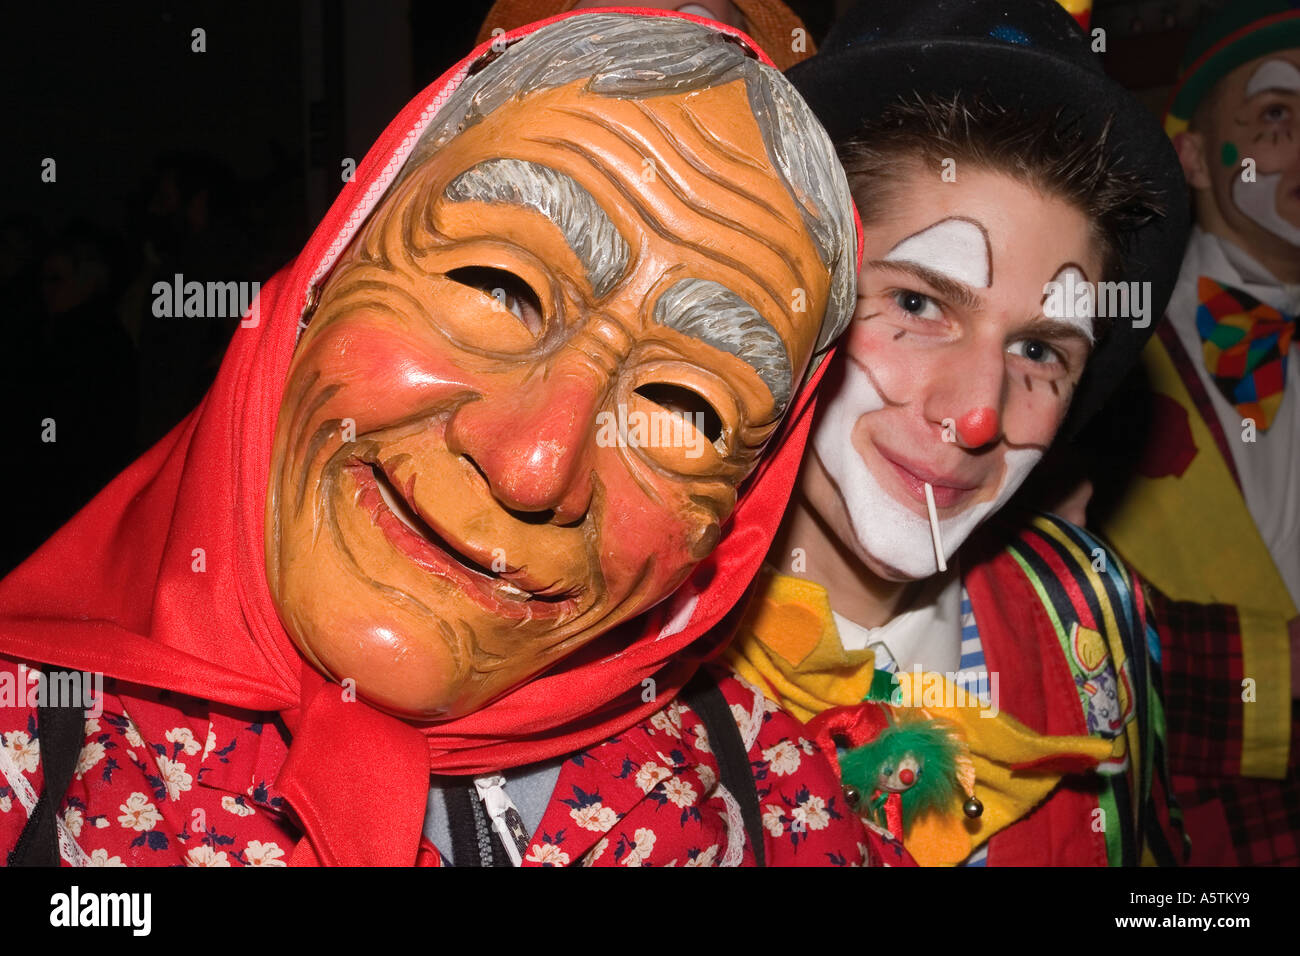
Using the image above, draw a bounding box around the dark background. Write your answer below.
[0,0,1226,575]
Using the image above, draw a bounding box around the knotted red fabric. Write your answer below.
[0,9,859,866]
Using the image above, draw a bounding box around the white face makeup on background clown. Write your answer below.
[1229,55,1300,245]
[811,167,1101,580]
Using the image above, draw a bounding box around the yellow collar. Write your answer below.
[726,568,1121,865]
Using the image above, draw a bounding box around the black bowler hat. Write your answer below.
[788,0,1191,434]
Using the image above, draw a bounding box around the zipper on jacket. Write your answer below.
[473,775,530,866]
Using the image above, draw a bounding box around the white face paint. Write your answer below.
[1231,59,1300,247]
[1245,58,1300,97]
[812,360,1043,579]
[1234,173,1300,245]
[884,218,992,288]
[1042,264,1096,343]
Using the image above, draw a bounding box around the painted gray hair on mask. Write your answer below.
[446,159,630,298]
[396,12,855,355]
[654,278,792,413]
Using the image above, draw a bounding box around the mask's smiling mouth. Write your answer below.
[344,458,581,617]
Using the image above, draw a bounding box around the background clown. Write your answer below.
[1090,0,1300,866]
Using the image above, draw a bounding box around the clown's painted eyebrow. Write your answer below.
[1041,262,1096,344]
[653,278,792,413]
[444,158,631,297]
[1245,58,1300,97]
[883,216,992,289]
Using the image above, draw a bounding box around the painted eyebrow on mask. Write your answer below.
[444,158,631,298]
[652,278,793,414]
[1245,59,1300,97]
[883,216,993,289]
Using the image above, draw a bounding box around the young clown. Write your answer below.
[1087,1,1300,866]
[726,0,1193,865]
[0,12,873,867]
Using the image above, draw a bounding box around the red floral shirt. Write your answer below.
[1,659,873,867]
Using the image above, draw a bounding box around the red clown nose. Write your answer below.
[899,767,916,786]
[958,407,999,447]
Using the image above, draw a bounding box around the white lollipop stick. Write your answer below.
[924,482,947,573]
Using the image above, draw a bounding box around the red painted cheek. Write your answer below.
[958,406,999,447]
[845,322,920,402]
[596,467,700,597]
[304,322,477,426]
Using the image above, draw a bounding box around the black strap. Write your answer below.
[8,669,86,867]
[682,669,765,867]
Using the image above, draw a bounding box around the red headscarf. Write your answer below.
[0,9,856,865]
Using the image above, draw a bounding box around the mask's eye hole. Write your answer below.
[446,266,544,336]
[634,383,724,447]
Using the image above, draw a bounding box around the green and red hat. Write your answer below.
[1165,0,1300,138]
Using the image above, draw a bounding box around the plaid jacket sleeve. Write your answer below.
[1142,583,1300,866]
[1143,583,1293,779]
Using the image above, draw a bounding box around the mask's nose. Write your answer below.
[445,317,631,522]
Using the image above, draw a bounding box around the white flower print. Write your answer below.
[570,802,617,832]
[154,756,193,801]
[762,804,786,837]
[186,845,231,867]
[581,837,609,866]
[94,817,109,829]
[75,740,106,780]
[244,840,286,866]
[525,843,570,866]
[0,795,11,813]
[729,703,754,743]
[649,709,682,738]
[63,807,84,837]
[3,731,40,774]
[221,795,255,817]
[762,740,801,777]
[87,848,126,867]
[117,792,162,832]
[761,695,781,714]
[122,720,145,749]
[693,724,711,754]
[661,777,697,808]
[83,718,101,736]
[696,763,717,795]
[621,827,657,867]
[202,725,217,761]
[166,727,202,756]
[635,760,671,793]
[684,844,719,867]
[798,736,817,756]
[792,794,831,832]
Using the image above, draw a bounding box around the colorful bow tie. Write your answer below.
[1196,277,1295,431]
